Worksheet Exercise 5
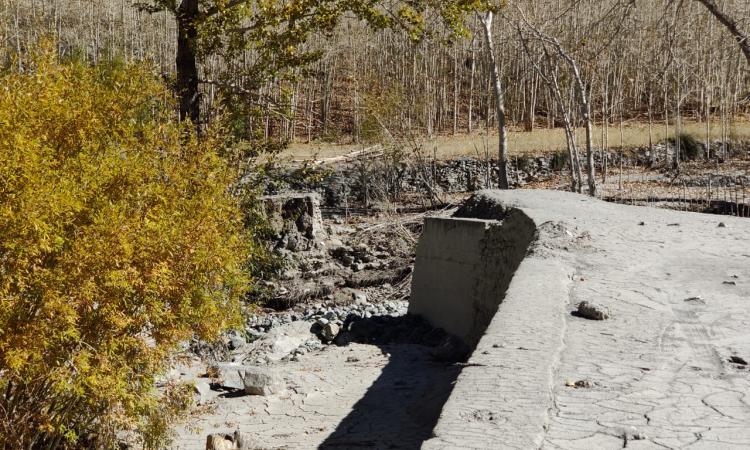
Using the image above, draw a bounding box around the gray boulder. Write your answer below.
[212,363,250,390]
[242,368,283,396]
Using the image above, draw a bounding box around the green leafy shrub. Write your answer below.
[0,47,250,448]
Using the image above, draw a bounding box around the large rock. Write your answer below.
[212,363,250,390]
[242,368,282,396]
[211,364,284,396]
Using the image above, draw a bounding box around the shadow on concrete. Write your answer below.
[318,314,465,450]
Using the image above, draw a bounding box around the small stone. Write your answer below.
[723,281,737,286]
[247,328,263,339]
[193,380,212,399]
[346,356,360,363]
[316,318,329,326]
[729,356,748,366]
[227,336,246,351]
[206,431,253,450]
[622,426,647,442]
[574,380,592,388]
[718,222,726,228]
[638,221,646,226]
[328,238,344,248]
[320,323,340,342]
[352,291,368,305]
[574,301,609,320]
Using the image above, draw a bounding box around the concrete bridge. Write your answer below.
[412,190,750,449]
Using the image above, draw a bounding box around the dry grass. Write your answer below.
[281,119,750,161]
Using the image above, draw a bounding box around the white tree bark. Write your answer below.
[528,28,596,196]
[480,11,510,190]
[563,50,596,196]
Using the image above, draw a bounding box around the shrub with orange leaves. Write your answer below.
[0,47,250,448]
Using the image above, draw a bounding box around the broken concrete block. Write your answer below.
[261,193,326,246]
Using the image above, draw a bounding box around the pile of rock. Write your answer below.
[212,295,409,367]
[329,242,392,272]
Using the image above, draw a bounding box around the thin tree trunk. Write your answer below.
[480,11,509,189]
[176,0,200,125]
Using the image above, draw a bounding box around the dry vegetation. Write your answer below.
[283,120,750,161]
[2,0,748,146]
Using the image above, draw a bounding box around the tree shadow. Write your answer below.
[319,314,466,450]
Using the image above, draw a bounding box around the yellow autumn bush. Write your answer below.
[0,48,250,448]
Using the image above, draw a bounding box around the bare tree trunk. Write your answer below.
[176,0,200,125]
[453,45,459,135]
[480,11,510,189]
[468,31,476,134]
[694,0,750,66]
[533,30,596,195]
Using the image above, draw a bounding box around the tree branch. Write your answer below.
[693,0,750,66]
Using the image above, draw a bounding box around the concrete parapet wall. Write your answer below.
[410,191,573,449]
[408,210,536,347]
[422,258,573,449]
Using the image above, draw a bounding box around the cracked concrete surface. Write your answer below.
[171,341,459,449]
[424,190,750,450]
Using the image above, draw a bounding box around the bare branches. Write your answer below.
[515,5,597,195]
[693,0,750,67]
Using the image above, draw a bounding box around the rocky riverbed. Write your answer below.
[168,298,465,450]
[163,191,466,450]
